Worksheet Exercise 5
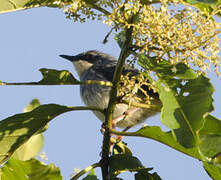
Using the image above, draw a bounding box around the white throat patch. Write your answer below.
[73,60,93,77]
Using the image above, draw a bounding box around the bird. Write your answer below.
[60,50,161,130]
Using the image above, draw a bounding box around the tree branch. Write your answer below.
[140,0,161,5]
[100,15,137,179]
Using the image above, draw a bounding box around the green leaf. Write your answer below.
[135,170,162,180]
[138,55,221,177]
[200,115,221,135]
[24,159,62,180]
[12,99,44,161]
[203,162,221,180]
[24,98,49,133]
[12,134,44,161]
[23,99,41,112]
[38,68,79,85]
[197,115,221,165]
[1,68,80,86]
[0,104,74,164]
[1,158,62,180]
[134,126,201,159]
[109,154,144,177]
[113,141,132,156]
[187,0,218,4]
[0,0,71,14]
[182,0,221,16]
[0,0,30,14]
[109,154,162,179]
[0,158,29,180]
[138,56,214,148]
[199,134,221,162]
[82,169,99,180]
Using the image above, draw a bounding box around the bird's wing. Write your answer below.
[93,64,139,81]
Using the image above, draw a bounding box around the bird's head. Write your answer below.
[60,50,116,77]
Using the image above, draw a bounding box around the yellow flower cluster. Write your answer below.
[65,0,221,75]
[118,72,157,105]
[134,3,221,75]
[64,0,105,22]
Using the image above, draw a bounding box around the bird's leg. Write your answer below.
[100,113,126,134]
[112,107,137,128]
[101,108,137,154]
[100,114,126,134]
[101,107,137,134]
[112,114,126,129]
[109,108,137,153]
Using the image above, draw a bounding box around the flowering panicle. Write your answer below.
[65,0,221,75]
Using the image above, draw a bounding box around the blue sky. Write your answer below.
[0,7,220,180]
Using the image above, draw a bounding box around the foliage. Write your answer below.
[0,158,62,180]
[0,68,79,86]
[0,100,62,180]
[0,0,221,179]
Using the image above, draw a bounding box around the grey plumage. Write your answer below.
[60,50,161,128]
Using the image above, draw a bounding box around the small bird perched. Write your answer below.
[60,50,161,130]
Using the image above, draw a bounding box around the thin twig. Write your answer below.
[0,80,112,87]
[103,27,115,44]
[83,1,111,16]
[70,162,101,180]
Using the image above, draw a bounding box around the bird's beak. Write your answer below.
[59,54,77,62]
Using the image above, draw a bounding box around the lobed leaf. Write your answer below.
[138,56,214,148]
[138,55,221,178]
[38,68,79,85]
